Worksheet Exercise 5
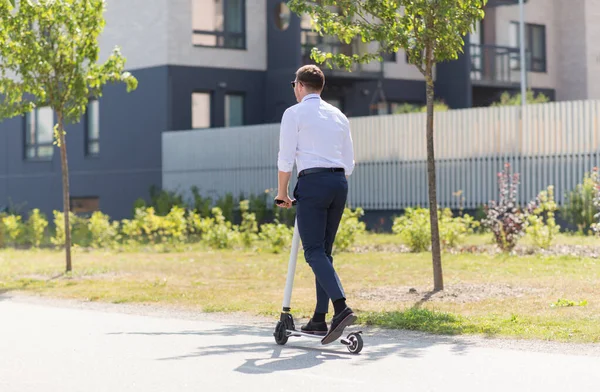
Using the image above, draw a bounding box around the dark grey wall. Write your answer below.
[168,66,266,130]
[0,66,169,220]
[435,34,473,109]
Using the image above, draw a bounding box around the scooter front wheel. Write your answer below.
[274,321,289,345]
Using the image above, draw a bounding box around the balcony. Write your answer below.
[301,29,383,80]
[470,44,527,87]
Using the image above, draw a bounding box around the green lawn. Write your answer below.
[1,235,599,343]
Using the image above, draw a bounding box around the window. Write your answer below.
[382,52,397,63]
[509,22,546,72]
[192,92,212,129]
[225,94,244,127]
[192,0,246,49]
[70,197,99,217]
[86,100,100,156]
[24,106,54,160]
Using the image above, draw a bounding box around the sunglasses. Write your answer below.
[290,80,301,88]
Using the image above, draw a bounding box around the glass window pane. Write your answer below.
[225,94,244,127]
[192,0,222,32]
[226,0,243,34]
[88,100,100,140]
[89,141,99,155]
[25,112,35,145]
[531,26,545,58]
[192,92,211,128]
[509,22,519,48]
[193,33,218,46]
[26,146,36,159]
[37,106,54,144]
[38,145,53,158]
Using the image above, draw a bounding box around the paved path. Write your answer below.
[1,293,600,391]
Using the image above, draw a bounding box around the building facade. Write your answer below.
[0,0,597,219]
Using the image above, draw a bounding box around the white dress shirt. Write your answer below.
[277,93,355,176]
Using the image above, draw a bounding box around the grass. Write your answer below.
[1,234,600,343]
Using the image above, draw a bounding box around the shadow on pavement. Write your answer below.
[110,323,475,374]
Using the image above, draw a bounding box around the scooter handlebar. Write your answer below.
[274,199,297,206]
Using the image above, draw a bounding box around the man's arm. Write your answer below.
[342,121,355,178]
[276,109,299,207]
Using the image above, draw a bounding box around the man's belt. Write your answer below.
[298,167,345,177]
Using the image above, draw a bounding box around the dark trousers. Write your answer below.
[294,170,347,314]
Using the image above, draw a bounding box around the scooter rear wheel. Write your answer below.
[346,332,363,354]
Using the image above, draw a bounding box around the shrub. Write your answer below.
[161,206,187,245]
[51,211,90,247]
[203,207,239,249]
[334,207,366,252]
[149,185,185,216]
[392,208,431,252]
[2,214,25,246]
[0,213,5,248]
[216,193,235,223]
[526,186,560,249]
[591,168,600,236]
[491,90,550,107]
[439,209,479,248]
[562,170,600,234]
[482,163,529,252]
[24,209,48,247]
[88,211,120,249]
[239,200,258,248]
[191,186,212,218]
[259,221,293,254]
[249,191,268,225]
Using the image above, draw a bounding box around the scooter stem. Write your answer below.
[282,218,300,312]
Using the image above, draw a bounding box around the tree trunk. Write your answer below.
[57,113,72,273]
[425,58,443,292]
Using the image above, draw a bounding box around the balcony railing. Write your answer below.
[301,29,382,79]
[470,44,529,86]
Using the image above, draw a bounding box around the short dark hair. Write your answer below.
[296,65,325,92]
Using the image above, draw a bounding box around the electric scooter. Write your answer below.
[272,200,364,354]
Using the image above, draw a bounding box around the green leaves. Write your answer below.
[288,0,487,76]
[0,0,138,124]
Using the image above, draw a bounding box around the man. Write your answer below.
[275,64,356,345]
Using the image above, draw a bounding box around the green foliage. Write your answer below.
[216,193,235,223]
[0,0,138,121]
[274,205,296,227]
[393,207,477,252]
[162,206,187,246]
[191,186,212,218]
[239,200,258,248]
[259,221,293,254]
[132,198,147,216]
[88,211,120,249]
[393,208,431,252]
[592,168,600,236]
[550,298,588,308]
[526,186,560,249]
[392,100,450,114]
[334,207,366,252]
[288,0,486,77]
[491,90,550,107]
[202,207,239,249]
[2,214,25,246]
[249,191,268,225]
[149,185,185,216]
[51,211,90,247]
[562,170,600,234]
[439,209,479,248]
[0,213,5,248]
[24,209,48,247]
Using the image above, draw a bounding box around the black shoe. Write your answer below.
[321,307,357,345]
[300,319,328,336]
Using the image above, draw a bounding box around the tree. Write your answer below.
[0,0,137,272]
[289,0,487,290]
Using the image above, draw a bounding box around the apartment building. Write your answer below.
[0,0,597,219]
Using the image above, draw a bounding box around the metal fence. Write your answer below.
[162,100,600,210]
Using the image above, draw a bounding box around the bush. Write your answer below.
[203,207,239,249]
[162,206,187,245]
[249,191,268,225]
[334,207,366,252]
[439,209,479,248]
[149,185,185,216]
[482,163,529,252]
[88,211,120,249]
[491,89,550,106]
[191,186,212,218]
[239,200,258,248]
[0,213,5,248]
[562,170,600,234]
[259,221,293,254]
[2,214,25,246]
[392,207,478,252]
[24,209,48,247]
[51,211,90,247]
[526,186,560,249]
[216,193,235,223]
[392,208,431,252]
[591,168,600,236]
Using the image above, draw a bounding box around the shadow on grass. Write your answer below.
[109,320,477,374]
[360,307,500,338]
